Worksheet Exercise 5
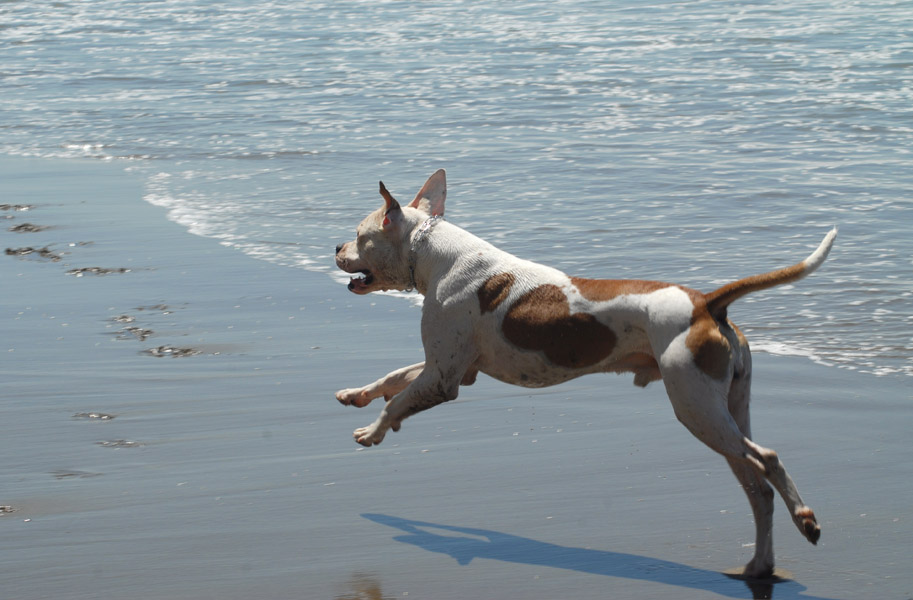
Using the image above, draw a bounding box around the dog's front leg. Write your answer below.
[336,362,425,408]
[354,307,477,447]
[353,364,465,446]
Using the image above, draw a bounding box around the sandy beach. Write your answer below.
[2,156,911,599]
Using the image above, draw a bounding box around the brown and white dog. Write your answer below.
[335,169,836,579]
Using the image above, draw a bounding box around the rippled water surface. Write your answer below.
[2,0,911,376]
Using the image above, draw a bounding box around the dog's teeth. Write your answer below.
[347,272,373,292]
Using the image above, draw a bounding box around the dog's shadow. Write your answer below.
[362,513,835,600]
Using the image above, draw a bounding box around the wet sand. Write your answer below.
[2,156,910,599]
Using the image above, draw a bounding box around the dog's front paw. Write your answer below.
[354,421,388,447]
[336,387,373,408]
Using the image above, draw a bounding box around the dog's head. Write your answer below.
[335,169,446,294]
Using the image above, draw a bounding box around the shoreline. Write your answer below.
[2,156,910,599]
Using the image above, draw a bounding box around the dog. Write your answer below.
[334,169,836,579]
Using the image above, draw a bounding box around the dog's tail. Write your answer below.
[704,227,837,320]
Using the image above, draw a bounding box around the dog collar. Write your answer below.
[407,215,443,292]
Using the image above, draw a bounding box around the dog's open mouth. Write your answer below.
[348,270,374,293]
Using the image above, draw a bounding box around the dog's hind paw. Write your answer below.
[794,507,820,545]
[336,387,373,408]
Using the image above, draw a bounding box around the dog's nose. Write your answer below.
[335,243,343,255]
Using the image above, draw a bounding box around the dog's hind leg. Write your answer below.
[659,347,819,574]
[336,362,425,408]
[723,353,777,578]
[740,437,820,548]
[725,457,776,578]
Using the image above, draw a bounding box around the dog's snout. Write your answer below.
[335,243,344,255]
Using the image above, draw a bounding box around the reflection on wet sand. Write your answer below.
[362,514,837,600]
[336,573,392,600]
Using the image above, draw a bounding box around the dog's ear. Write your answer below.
[409,169,446,217]
[379,181,404,230]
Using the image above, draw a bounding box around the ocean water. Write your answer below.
[2,0,911,377]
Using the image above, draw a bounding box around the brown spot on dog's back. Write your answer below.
[571,277,678,302]
[478,273,515,314]
[573,276,724,378]
[503,284,616,369]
